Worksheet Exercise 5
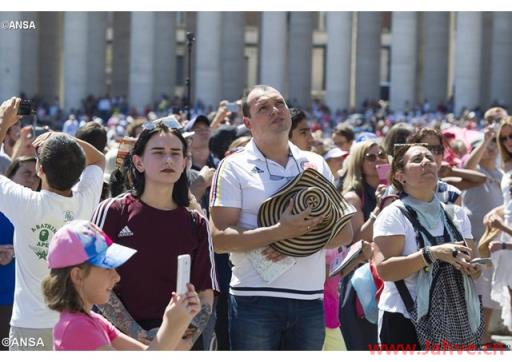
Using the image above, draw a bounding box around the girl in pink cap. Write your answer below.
[42,219,200,350]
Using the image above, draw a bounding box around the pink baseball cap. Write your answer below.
[48,220,137,269]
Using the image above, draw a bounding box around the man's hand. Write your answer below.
[277,198,324,239]
[13,126,36,158]
[0,245,14,265]
[198,166,216,188]
[0,97,21,129]
[31,130,55,153]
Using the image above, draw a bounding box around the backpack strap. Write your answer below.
[393,204,424,314]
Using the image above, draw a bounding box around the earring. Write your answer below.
[403,180,406,184]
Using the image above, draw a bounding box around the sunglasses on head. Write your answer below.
[142,116,182,131]
[427,144,444,156]
[364,150,387,162]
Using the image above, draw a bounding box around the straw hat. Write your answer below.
[257,168,356,257]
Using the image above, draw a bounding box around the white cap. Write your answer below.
[323,147,349,161]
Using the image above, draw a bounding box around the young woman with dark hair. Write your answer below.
[92,119,217,350]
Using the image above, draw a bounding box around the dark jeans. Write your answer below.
[229,295,325,351]
[0,305,12,351]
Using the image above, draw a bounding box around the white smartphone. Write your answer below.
[176,254,191,295]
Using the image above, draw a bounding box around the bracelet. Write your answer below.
[422,246,434,265]
[369,212,378,221]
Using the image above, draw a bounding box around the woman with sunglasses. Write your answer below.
[408,128,487,205]
[92,119,217,350]
[337,140,389,350]
[373,143,482,349]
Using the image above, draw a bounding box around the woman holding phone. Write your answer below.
[91,118,217,350]
[338,140,390,350]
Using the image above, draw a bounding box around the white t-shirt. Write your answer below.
[373,200,472,318]
[0,165,104,328]
[210,140,334,300]
[501,170,512,243]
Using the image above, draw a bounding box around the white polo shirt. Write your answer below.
[210,139,334,300]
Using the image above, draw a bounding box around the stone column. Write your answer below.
[325,12,352,113]
[489,12,512,108]
[420,12,450,109]
[355,12,381,110]
[259,12,287,94]
[288,12,313,108]
[195,12,222,109]
[390,12,418,112]
[20,12,39,98]
[129,12,156,113]
[221,12,246,101]
[0,12,22,100]
[112,12,131,98]
[454,12,483,115]
[87,12,108,97]
[38,12,62,104]
[153,12,177,100]
[62,12,88,112]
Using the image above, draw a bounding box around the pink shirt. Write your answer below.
[323,248,344,328]
[53,311,119,350]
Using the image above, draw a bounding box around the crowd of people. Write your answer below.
[0,87,511,352]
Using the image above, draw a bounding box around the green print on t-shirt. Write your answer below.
[29,223,58,260]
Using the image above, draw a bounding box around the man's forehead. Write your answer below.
[248,88,283,106]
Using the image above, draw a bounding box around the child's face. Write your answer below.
[79,266,120,309]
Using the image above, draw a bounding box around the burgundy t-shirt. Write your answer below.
[92,193,216,324]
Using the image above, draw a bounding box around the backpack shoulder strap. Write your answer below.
[393,203,423,314]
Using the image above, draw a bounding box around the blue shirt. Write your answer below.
[0,212,15,305]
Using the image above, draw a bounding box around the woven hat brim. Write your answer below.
[257,168,356,257]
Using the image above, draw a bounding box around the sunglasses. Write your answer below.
[142,116,183,131]
[499,134,512,143]
[427,144,444,156]
[364,151,387,162]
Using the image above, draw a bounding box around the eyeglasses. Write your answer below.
[264,153,302,181]
[499,134,512,143]
[364,151,387,162]
[426,144,444,156]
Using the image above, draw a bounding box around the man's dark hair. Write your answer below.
[333,123,355,142]
[242,84,274,118]
[39,134,86,191]
[75,122,107,152]
[289,108,307,138]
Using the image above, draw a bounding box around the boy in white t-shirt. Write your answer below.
[0,97,105,350]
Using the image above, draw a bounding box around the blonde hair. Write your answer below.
[497,116,512,167]
[342,140,380,196]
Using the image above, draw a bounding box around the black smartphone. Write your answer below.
[17,99,33,116]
